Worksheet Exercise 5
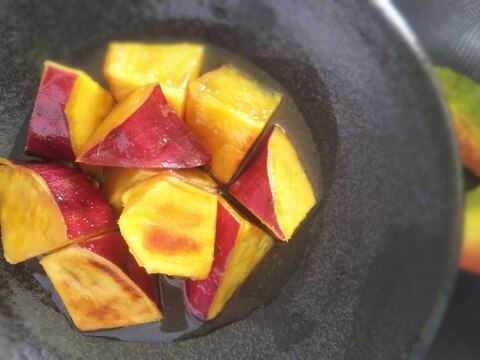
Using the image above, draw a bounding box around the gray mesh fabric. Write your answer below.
[394,0,480,81]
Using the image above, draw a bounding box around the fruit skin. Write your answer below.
[185,65,282,183]
[228,132,284,237]
[118,173,217,279]
[78,83,211,169]
[26,61,114,161]
[435,67,480,177]
[23,162,118,240]
[459,186,480,274]
[40,232,162,332]
[185,198,273,320]
[102,167,217,213]
[103,42,205,117]
[0,158,117,263]
[26,62,77,160]
[229,125,316,241]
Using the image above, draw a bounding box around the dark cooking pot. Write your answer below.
[0,0,462,358]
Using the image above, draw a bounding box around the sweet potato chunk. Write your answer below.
[104,42,205,117]
[26,61,114,161]
[185,198,273,320]
[0,159,117,263]
[185,65,282,183]
[78,83,211,169]
[41,232,162,331]
[78,232,160,303]
[119,173,217,279]
[229,126,316,240]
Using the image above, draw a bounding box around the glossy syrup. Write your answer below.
[13,42,323,343]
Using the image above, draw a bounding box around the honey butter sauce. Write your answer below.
[14,41,322,342]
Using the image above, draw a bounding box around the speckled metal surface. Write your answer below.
[0,0,462,359]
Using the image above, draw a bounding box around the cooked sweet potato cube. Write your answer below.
[26,61,114,161]
[119,173,217,279]
[185,198,273,320]
[0,159,117,263]
[104,42,205,117]
[229,126,316,241]
[78,83,211,169]
[185,65,282,183]
[41,232,162,331]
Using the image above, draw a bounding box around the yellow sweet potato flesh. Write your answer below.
[103,42,205,117]
[78,83,155,157]
[40,245,162,331]
[103,167,217,212]
[64,66,114,157]
[119,174,217,279]
[269,127,316,240]
[0,159,69,264]
[185,65,282,183]
[103,168,166,212]
[208,199,273,319]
